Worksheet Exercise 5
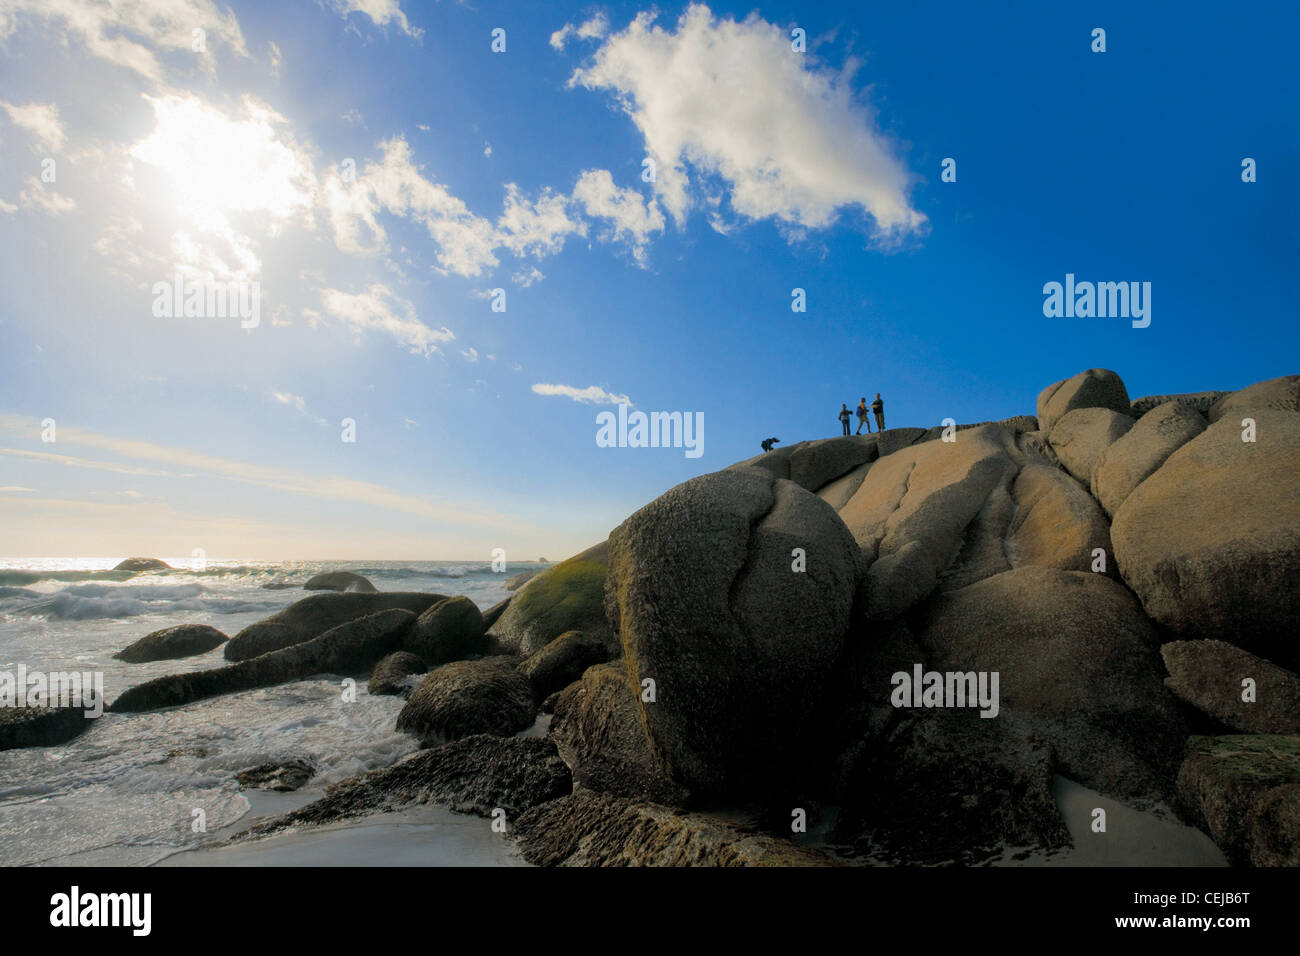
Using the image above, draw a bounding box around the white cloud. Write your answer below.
[495,184,586,259]
[320,284,453,356]
[0,100,66,150]
[328,0,421,40]
[568,4,924,238]
[550,13,610,50]
[460,347,478,362]
[532,383,632,405]
[571,169,663,263]
[512,266,545,287]
[0,0,249,83]
[17,177,75,215]
[271,390,327,425]
[325,137,498,277]
[268,40,282,77]
[483,141,492,157]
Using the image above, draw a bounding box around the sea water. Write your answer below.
[0,558,539,866]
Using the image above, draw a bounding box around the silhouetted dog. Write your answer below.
[761,437,780,453]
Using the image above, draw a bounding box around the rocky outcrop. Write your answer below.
[549,663,687,805]
[237,758,316,792]
[1091,400,1206,516]
[1207,374,1300,423]
[517,630,609,700]
[233,736,571,840]
[488,543,611,656]
[1046,407,1134,486]
[225,591,447,661]
[1177,735,1300,866]
[511,790,837,866]
[395,657,536,747]
[1036,368,1131,434]
[367,651,427,696]
[303,571,377,593]
[1112,410,1300,668]
[112,557,171,572]
[605,468,859,799]
[0,705,92,750]
[835,712,1069,864]
[403,596,486,665]
[1161,641,1300,734]
[1131,390,1227,417]
[111,609,416,713]
[913,566,1185,802]
[114,623,228,663]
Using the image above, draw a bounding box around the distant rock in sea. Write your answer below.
[112,557,171,572]
[303,570,377,593]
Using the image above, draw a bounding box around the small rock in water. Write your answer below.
[237,758,317,792]
[114,623,228,663]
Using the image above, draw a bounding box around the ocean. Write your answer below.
[0,558,542,866]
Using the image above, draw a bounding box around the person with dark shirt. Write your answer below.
[838,404,852,436]
[855,397,870,434]
[761,437,780,452]
[871,393,885,432]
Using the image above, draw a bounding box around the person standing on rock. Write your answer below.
[856,397,871,434]
[872,393,886,431]
[838,403,852,436]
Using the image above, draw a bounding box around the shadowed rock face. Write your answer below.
[225,591,447,661]
[110,609,416,713]
[511,790,837,866]
[231,735,571,841]
[488,542,611,656]
[1162,641,1300,734]
[913,566,1186,804]
[1112,410,1300,668]
[237,758,316,792]
[303,571,377,593]
[367,651,427,697]
[549,663,687,806]
[605,468,859,800]
[517,630,608,701]
[396,657,536,747]
[1178,735,1300,866]
[114,624,228,663]
[0,705,91,751]
[403,596,486,665]
[1207,374,1300,423]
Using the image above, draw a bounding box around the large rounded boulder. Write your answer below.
[1036,368,1131,435]
[487,543,611,656]
[1091,400,1207,517]
[604,467,859,800]
[395,657,536,748]
[1046,407,1134,486]
[225,591,447,661]
[1112,409,1300,668]
[114,623,228,663]
[403,596,486,665]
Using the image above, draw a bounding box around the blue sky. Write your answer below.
[0,0,1296,560]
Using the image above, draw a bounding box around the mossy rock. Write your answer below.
[488,542,611,656]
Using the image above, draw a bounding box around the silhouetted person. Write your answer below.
[761,437,780,453]
[872,393,885,432]
[856,397,870,434]
[838,403,852,436]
